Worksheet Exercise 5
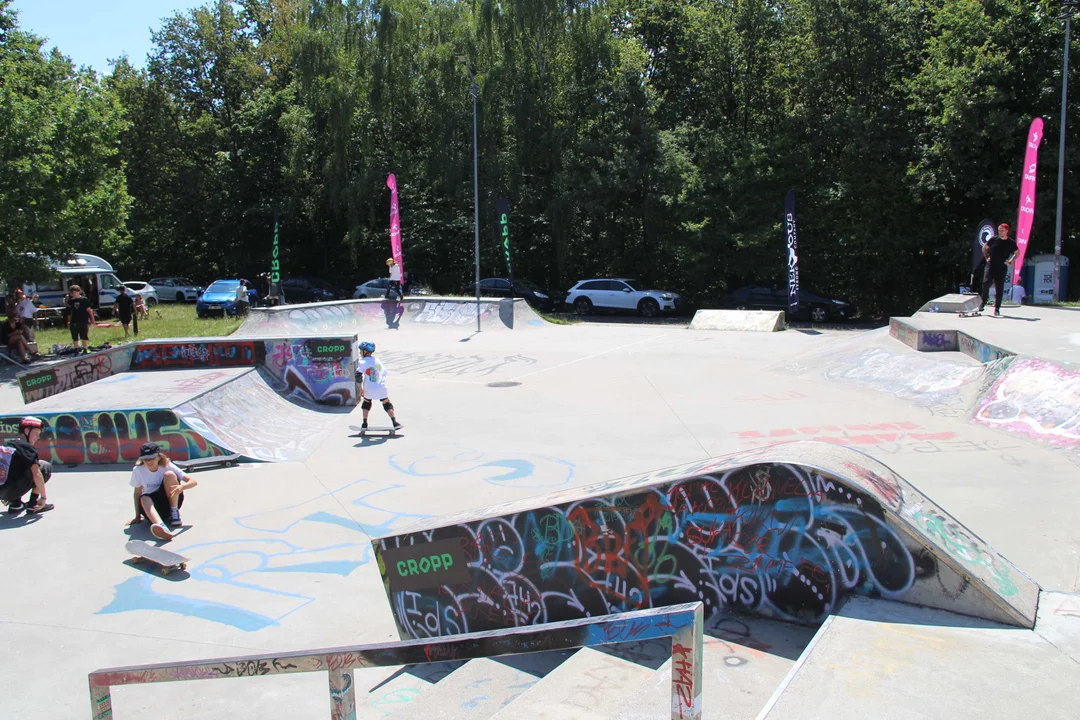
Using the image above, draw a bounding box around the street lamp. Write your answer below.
[1054,1,1078,304]
[460,58,481,332]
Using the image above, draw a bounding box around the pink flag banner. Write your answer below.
[387,173,404,275]
[1013,118,1044,285]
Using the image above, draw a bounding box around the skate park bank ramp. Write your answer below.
[373,441,1038,642]
[0,367,340,464]
[234,297,547,337]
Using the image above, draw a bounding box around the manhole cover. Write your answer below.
[487,381,522,388]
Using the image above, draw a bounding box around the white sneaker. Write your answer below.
[151,522,174,541]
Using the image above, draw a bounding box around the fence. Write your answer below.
[88,602,704,719]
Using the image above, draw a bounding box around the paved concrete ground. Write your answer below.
[1,317,1078,718]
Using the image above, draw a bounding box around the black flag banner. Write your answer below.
[785,190,799,313]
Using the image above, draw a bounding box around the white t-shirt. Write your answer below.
[130,462,187,494]
[357,355,389,400]
[16,298,35,320]
[389,265,402,282]
[1010,285,1026,303]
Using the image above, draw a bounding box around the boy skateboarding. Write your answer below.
[0,416,54,514]
[355,341,402,431]
[127,442,198,540]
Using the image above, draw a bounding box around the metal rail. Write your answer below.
[88,602,704,719]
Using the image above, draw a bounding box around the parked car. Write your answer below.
[353,278,390,298]
[280,276,342,304]
[196,280,246,318]
[720,286,854,323]
[150,277,202,303]
[460,277,556,312]
[123,281,160,307]
[564,278,683,317]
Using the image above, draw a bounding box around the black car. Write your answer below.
[279,277,343,304]
[720,286,854,323]
[460,277,556,312]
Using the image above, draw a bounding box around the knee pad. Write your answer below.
[382,400,394,412]
[361,399,372,411]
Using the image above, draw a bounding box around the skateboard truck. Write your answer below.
[349,425,402,438]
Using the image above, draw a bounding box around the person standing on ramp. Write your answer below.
[980,223,1018,317]
[355,341,401,431]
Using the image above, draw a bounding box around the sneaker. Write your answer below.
[27,501,54,514]
[994,310,1001,317]
[5,500,25,514]
[361,421,368,429]
[151,522,174,540]
[168,513,183,527]
[392,420,402,430]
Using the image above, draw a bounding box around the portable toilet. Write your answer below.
[1022,254,1070,304]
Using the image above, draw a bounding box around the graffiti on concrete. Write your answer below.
[957,334,1013,364]
[389,446,576,489]
[236,298,517,336]
[825,348,982,407]
[412,301,497,326]
[98,480,430,631]
[973,357,1080,447]
[131,341,263,370]
[0,410,227,464]
[18,346,134,403]
[264,338,355,405]
[379,350,538,378]
[375,447,1033,640]
[889,320,919,350]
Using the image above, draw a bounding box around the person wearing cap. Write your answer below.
[0,417,53,514]
[980,223,1019,317]
[386,258,402,300]
[355,341,402,431]
[127,443,198,540]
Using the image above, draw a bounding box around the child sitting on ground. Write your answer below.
[127,443,197,541]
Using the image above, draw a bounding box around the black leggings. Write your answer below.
[981,264,1007,311]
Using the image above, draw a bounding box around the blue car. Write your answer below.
[196,280,248,318]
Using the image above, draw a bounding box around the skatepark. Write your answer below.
[1,296,1079,719]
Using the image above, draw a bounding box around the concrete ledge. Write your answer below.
[689,309,785,332]
[918,293,982,314]
[889,318,1014,363]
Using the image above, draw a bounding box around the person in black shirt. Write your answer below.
[66,284,95,353]
[0,416,53,514]
[114,286,137,337]
[980,223,1019,316]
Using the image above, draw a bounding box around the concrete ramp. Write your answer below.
[689,309,785,332]
[373,441,1037,643]
[174,369,339,462]
[918,293,982,314]
[236,297,547,337]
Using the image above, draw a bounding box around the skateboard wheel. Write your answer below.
[180,563,187,570]
[133,557,144,564]
[161,568,171,576]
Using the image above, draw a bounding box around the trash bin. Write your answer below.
[1022,254,1070,304]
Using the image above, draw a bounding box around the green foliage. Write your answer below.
[0,0,130,285]
[6,0,1080,314]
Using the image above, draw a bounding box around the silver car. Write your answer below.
[123,281,160,307]
[149,277,201,303]
[353,278,390,298]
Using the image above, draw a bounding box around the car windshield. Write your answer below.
[620,279,640,291]
[177,279,194,286]
[206,281,238,293]
[515,279,541,291]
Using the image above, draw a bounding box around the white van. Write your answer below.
[22,253,126,319]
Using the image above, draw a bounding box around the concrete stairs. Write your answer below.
[344,593,1080,719]
[349,614,817,719]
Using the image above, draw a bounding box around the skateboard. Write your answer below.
[126,539,189,576]
[958,311,982,318]
[176,453,241,472]
[349,425,403,437]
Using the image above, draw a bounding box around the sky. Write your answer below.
[11,0,206,72]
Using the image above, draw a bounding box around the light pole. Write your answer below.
[461,60,481,332]
[1054,2,1077,304]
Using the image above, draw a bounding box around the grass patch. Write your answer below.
[32,304,243,350]
[537,311,576,325]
